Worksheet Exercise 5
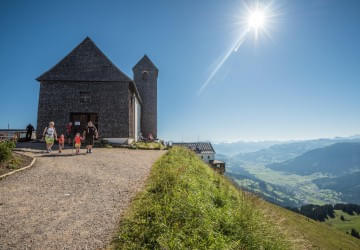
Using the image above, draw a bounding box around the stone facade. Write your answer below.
[133,55,158,138]
[36,81,131,138]
[36,37,158,141]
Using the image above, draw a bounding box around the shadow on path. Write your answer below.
[38,153,87,158]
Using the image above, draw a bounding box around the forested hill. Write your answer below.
[267,142,360,175]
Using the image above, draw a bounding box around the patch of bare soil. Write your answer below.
[0,152,33,176]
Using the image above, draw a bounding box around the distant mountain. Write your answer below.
[232,137,360,165]
[314,172,360,204]
[268,143,360,176]
[213,141,280,156]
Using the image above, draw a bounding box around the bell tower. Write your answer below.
[133,55,158,138]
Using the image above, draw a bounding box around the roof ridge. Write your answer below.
[37,37,133,82]
[90,39,132,82]
[36,37,88,81]
[133,54,158,71]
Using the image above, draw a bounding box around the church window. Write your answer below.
[80,91,91,104]
[142,71,149,80]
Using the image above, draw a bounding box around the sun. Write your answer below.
[248,9,266,30]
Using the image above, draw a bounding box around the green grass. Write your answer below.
[110,147,289,249]
[324,210,360,234]
[109,147,360,249]
[260,202,360,249]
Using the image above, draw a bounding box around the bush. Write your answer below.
[0,140,15,162]
[351,228,360,239]
[131,141,166,150]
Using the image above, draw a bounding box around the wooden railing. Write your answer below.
[0,130,35,141]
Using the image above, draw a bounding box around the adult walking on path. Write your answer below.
[26,123,34,141]
[65,122,74,145]
[42,121,57,153]
[0,147,165,249]
[83,121,98,154]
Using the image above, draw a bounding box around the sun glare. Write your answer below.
[199,1,279,94]
[248,9,266,30]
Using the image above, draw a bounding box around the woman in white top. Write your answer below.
[42,121,57,153]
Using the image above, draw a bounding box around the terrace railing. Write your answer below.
[0,129,36,141]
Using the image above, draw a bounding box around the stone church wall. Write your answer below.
[133,65,157,138]
[36,81,130,138]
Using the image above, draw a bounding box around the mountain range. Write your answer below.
[268,142,360,175]
[215,136,360,207]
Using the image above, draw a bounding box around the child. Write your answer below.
[74,132,83,155]
[58,134,65,153]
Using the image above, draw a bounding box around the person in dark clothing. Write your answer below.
[26,124,34,141]
[65,122,73,145]
[83,121,98,154]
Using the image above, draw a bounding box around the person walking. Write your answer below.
[83,121,98,154]
[42,121,57,153]
[73,132,83,155]
[66,122,73,145]
[26,123,34,141]
[58,134,65,153]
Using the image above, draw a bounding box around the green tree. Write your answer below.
[351,228,360,239]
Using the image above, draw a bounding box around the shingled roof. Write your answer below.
[173,142,215,154]
[133,54,158,71]
[37,37,132,82]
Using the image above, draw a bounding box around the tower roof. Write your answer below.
[133,55,158,71]
[37,37,132,82]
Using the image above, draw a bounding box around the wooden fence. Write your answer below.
[0,130,36,141]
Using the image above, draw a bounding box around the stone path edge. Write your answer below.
[0,154,36,180]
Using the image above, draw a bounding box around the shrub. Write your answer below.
[351,228,360,239]
[0,140,15,162]
[132,141,166,150]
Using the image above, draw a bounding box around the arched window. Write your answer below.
[142,71,149,80]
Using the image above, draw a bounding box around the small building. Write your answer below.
[173,142,226,174]
[211,160,226,175]
[36,37,158,143]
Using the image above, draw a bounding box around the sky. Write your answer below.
[1,0,360,142]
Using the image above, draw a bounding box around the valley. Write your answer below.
[215,136,360,207]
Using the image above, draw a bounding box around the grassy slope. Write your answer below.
[324,210,360,233]
[110,147,288,249]
[258,200,360,249]
[110,147,360,249]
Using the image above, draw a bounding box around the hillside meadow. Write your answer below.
[109,147,360,249]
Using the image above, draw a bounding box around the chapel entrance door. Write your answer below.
[70,113,98,134]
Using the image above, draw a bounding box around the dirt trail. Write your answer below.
[0,147,164,250]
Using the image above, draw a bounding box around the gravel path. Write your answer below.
[0,147,165,250]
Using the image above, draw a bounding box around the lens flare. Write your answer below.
[198,1,278,94]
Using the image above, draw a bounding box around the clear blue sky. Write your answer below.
[1,0,359,141]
